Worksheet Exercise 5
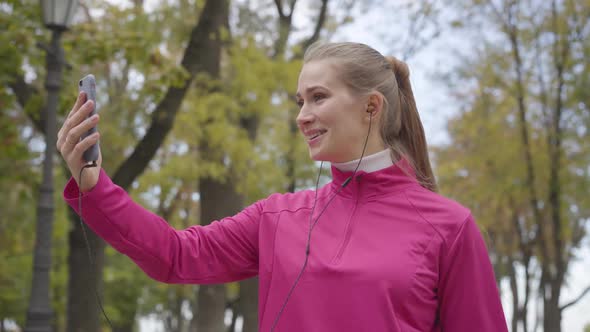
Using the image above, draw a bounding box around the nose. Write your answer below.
[296,104,315,128]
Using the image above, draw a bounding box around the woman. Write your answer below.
[58,42,508,331]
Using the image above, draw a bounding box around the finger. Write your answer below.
[68,99,95,129]
[72,132,100,161]
[67,92,86,120]
[59,100,95,151]
[62,113,99,156]
[58,93,87,153]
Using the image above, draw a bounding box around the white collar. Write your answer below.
[332,149,393,173]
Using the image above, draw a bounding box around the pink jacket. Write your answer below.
[64,159,508,331]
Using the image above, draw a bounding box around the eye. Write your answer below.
[313,93,325,102]
[296,99,304,108]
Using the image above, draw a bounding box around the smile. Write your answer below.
[306,129,327,142]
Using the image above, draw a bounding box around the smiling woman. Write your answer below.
[296,60,378,163]
[58,42,508,332]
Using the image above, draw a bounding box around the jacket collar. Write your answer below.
[332,149,393,173]
[329,157,419,200]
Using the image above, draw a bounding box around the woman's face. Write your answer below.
[296,60,378,163]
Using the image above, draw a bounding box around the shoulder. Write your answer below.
[259,188,319,214]
[402,186,472,249]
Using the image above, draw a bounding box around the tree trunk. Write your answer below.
[191,284,227,332]
[163,286,185,332]
[508,261,519,332]
[227,298,238,332]
[112,323,134,332]
[512,200,532,332]
[239,277,259,332]
[191,175,243,331]
[540,3,569,331]
[286,116,298,193]
[66,208,105,332]
[543,283,562,332]
[521,256,531,332]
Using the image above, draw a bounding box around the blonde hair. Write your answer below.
[303,42,437,192]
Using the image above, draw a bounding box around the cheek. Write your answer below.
[317,97,364,136]
[329,119,364,146]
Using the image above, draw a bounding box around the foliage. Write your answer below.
[435,0,590,330]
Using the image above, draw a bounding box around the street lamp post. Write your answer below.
[25,1,78,331]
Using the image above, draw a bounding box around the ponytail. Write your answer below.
[385,56,437,192]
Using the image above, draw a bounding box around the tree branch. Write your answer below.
[78,2,94,23]
[272,0,299,59]
[560,284,590,311]
[112,0,229,190]
[400,0,442,60]
[301,0,328,51]
[274,0,285,18]
[8,73,45,135]
[288,0,297,16]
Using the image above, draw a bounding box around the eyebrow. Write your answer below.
[295,85,327,99]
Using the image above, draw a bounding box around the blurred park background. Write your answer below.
[1,0,589,331]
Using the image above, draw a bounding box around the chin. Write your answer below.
[309,148,338,163]
[309,151,322,161]
[308,148,324,162]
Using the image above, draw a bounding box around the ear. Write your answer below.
[365,93,384,119]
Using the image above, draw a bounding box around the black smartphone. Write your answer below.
[78,74,99,162]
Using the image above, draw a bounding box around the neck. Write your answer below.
[332,149,393,173]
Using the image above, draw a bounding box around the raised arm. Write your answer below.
[58,91,260,284]
[64,168,260,284]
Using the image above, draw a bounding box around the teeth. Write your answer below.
[309,131,325,140]
[307,130,326,141]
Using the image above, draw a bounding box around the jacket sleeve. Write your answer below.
[438,215,508,331]
[63,168,260,284]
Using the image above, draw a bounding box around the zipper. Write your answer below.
[331,190,361,264]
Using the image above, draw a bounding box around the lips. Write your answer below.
[304,129,327,141]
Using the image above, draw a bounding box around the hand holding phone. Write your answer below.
[56,74,102,192]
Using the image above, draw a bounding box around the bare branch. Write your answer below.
[323,0,355,42]
[274,0,285,18]
[272,0,300,58]
[8,74,44,135]
[78,1,93,23]
[487,0,512,35]
[301,0,329,51]
[288,0,297,16]
[560,285,590,311]
[112,0,229,189]
[273,0,297,19]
